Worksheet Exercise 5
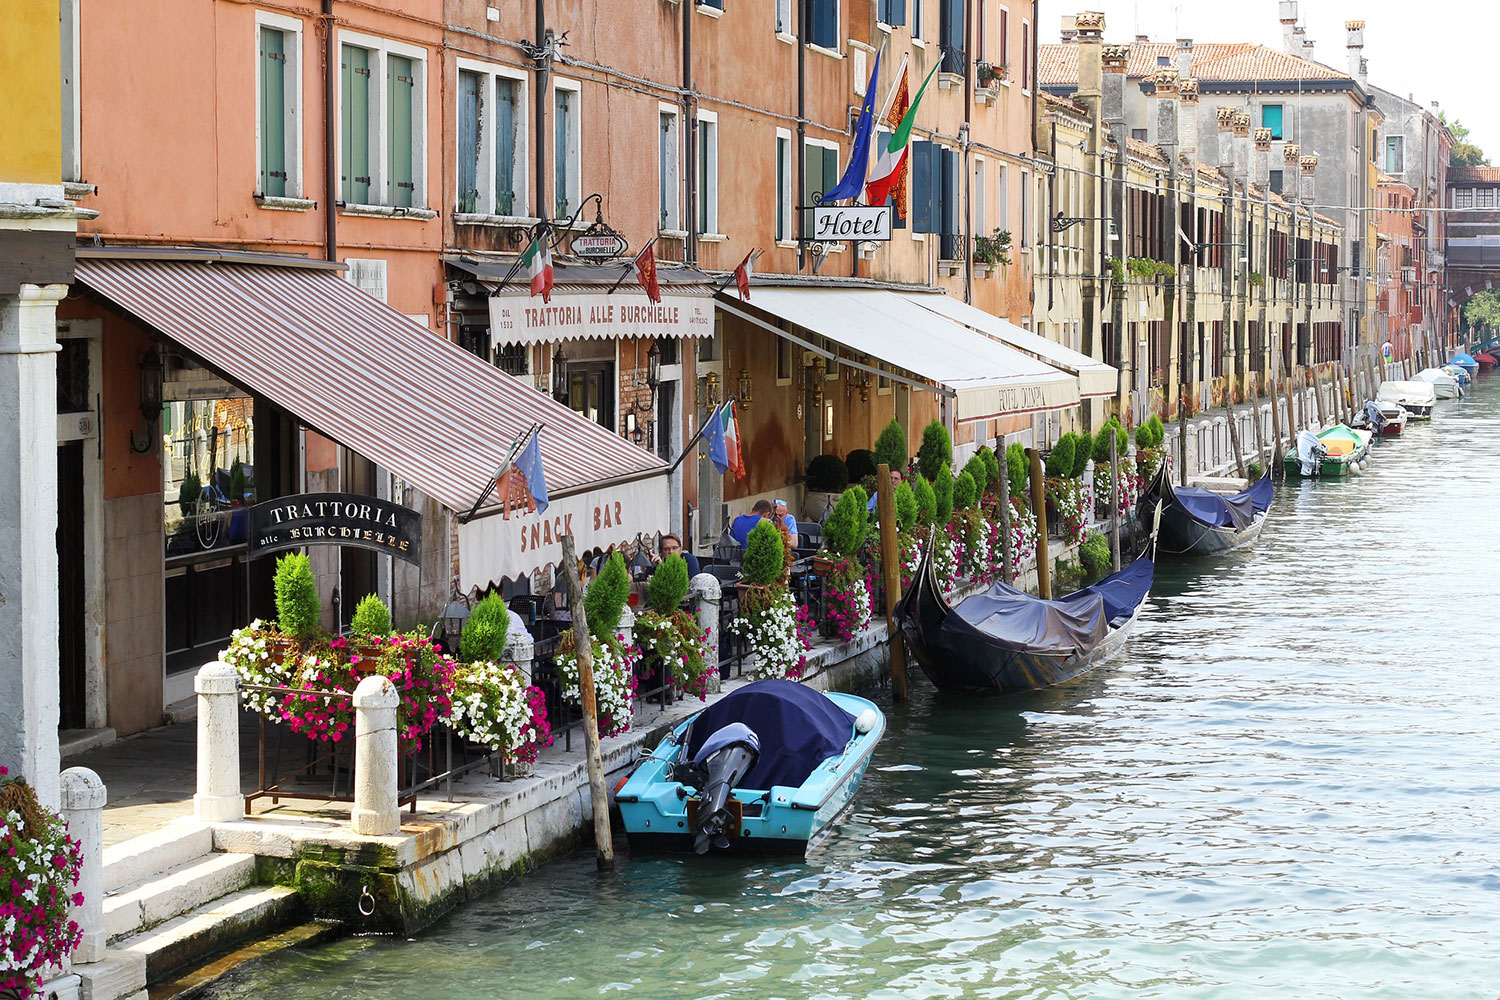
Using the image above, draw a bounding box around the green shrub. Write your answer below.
[1045,434,1077,478]
[806,453,849,492]
[178,471,201,520]
[1148,415,1165,447]
[1092,418,1128,464]
[741,519,786,586]
[646,553,691,613]
[894,481,918,531]
[1135,422,1152,451]
[979,446,1001,494]
[459,592,511,662]
[584,552,630,641]
[1248,461,1264,480]
[845,448,877,484]
[933,462,954,523]
[273,552,321,639]
[1071,432,1093,478]
[917,420,952,481]
[228,460,247,504]
[351,593,391,637]
[823,487,870,556]
[872,418,907,473]
[1006,443,1028,497]
[953,470,978,511]
[913,475,937,525]
[962,453,990,496]
[1079,532,1110,580]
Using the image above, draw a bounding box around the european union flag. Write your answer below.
[702,404,730,475]
[514,428,549,514]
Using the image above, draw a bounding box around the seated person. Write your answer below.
[729,499,775,548]
[866,468,904,512]
[651,532,701,577]
[774,499,798,538]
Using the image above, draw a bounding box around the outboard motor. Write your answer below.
[671,722,760,854]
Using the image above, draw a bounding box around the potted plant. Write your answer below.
[556,552,640,738]
[449,593,552,768]
[634,553,715,699]
[973,229,1013,275]
[228,460,247,507]
[1,767,85,999]
[267,552,321,663]
[347,592,392,665]
[816,487,873,642]
[729,520,811,680]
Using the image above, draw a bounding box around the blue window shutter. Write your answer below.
[457,71,480,214]
[911,140,934,233]
[811,0,838,49]
[940,146,959,257]
[890,0,906,26]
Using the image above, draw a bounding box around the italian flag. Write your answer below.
[522,235,553,303]
[864,60,942,209]
[722,401,745,480]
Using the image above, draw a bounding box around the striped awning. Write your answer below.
[73,252,668,529]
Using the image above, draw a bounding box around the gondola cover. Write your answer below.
[1157,475,1272,530]
[684,679,855,790]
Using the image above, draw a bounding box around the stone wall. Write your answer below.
[103,490,164,735]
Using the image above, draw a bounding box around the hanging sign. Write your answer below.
[812,205,893,242]
[571,216,630,261]
[247,492,423,565]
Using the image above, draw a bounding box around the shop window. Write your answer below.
[777,337,794,384]
[163,396,256,558]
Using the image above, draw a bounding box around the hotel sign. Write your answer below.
[248,492,423,566]
[812,205,893,242]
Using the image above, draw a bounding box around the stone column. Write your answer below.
[690,573,722,694]
[0,284,68,809]
[352,675,399,837]
[59,766,106,965]
[194,662,243,823]
[616,604,635,649]
[505,615,535,686]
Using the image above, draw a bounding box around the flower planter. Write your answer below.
[810,555,836,578]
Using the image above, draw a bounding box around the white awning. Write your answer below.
[729,288,1079,423]
[908,293,1119,398]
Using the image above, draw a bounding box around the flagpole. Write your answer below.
[666,398,736,475]
[606,237,658,295]
[488,224,549,297]
[458,421,541,523]
[714,249,761,295]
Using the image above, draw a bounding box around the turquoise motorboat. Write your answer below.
[616,679,885,854]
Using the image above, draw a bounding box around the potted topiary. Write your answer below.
[268,552,320,663]
[815,486,873,641]
[730,519,811,680]
[557,552,640,738]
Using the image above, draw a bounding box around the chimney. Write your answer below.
[1178,78,1200,161]
[1135,33,1149,43]
[1061,14,1078,43]
[1075,12,1105,128]
[1300,153,1318,205]
[1300,30,1315,62]
[1216,107,1237,173]
[1253,127,1273,190]
[1280,1,1300,55]
[1154,68,1180,154]
[1282,143,1300,198]
[1102,43,1130,130]
[1346,20,1366,88]
[1231,111,1252,189]
[1176,37,1193,77]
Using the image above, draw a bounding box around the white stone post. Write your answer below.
[352,675,399,837]
[194,661,243,823]
[690,573,722,694]
[505,615,535,686]
[617,604,635,649]
[0,284,68,809]
[59,767,106,965]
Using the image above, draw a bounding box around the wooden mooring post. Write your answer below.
[1027,448,1052,600]
[876,463,908,704]
[1108,434,1122,572]
[560,534,615,871]
[995,439,1015,584]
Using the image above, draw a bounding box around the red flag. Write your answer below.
[494,468,537,520]
[885,63,911,223]
[733,250,756,301]
[634,244,661,304]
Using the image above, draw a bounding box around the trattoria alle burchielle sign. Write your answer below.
[247,493,422,566]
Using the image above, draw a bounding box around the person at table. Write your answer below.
[729,500,775,548]
[650,532,701,577]
[867,468,903,512]
[774,499,798,538]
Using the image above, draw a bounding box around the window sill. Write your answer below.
[937,72,963,92]
[658,228,688,240]
[454,212,540,227]
[64,181,97,199]
[911,38,926,48]
[806,43,843,60]
[775,239,798,249]
[697,232,728,243]
[875,21,893,34]
[695,3,723,17]
[339,203,437,220]
[937,259,962,277]
[256,194,317,212]
[775,31,797,44]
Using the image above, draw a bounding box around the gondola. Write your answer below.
[1137,466,1272,556]
[893,519,1157,695]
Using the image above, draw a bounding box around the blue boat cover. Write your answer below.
[1451,353,1477,367]
[684,679,855,791]
[941,556,1155,655]
[1171,476,1272,530]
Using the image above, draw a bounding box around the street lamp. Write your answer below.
[551,346,568,404]
[645,341,661,391]
[130,345,165,454]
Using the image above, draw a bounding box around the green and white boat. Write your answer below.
[1284,425,1372,479]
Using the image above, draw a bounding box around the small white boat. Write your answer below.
[1353,400,1409,436]
[1414,368,1462,399]
[1376,380,1437,419]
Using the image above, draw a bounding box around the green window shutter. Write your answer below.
[259,28,286,197]
[555,89,571,218]
[387,55,415,208]
[495,79,516,216]
[457,70,480,213]
[775,136,788,241]
[1262,104,1283,141]
[822,146,839,208]
[341,45,370,204]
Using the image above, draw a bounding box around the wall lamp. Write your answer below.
[129,346,164,454]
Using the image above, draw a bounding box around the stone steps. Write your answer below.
[114,885,304,986]
[104,852,258,943]
[147,921,340,1000]
[103,822,214,894]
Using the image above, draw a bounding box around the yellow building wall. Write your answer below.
[0,0,62,183]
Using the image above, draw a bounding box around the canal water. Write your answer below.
[205,386,1500,1000]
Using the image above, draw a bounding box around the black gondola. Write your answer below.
[893,525,1157,695]
[1137,466,1272,557]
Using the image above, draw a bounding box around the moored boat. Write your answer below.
[894,528,1156,695]
[1449,353,1480,378]
[1138,469,1272,556]
[1474,352,1498,370]
[616,679,884,854]
[1353,399,1409,436]
[1284,425,1373,478]
[1414,368,1462,399]
[1376,380,1436,419]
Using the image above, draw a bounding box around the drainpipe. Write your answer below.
[796,0,806,272]
[961,3,973,304]
[323,0,337,262]
[535,3,549,223]
[684,0,697,265]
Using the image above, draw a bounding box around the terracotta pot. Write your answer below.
[810,555,836,578]
[344,642,387,672]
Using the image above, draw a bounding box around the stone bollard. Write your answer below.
[617,603,635,649]
[505,615,536,687]
[59,767,106,966]
[690,573,722,694]
[194,661,243,823]
[351,674,399,837]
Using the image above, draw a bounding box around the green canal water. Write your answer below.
[206,386,1500,999]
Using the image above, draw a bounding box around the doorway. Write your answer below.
[57,442,86,730]
[568,361,615,431]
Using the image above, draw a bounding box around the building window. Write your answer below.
[1020,168,1031,247]
[1455,188,1474,209]
[911,141,960,258]
[1021,20,1030,91]
[775,130,793,241]
[1269,169,1284,195]
[975,0,986,63]
[997,6,1008,65]
[495,343,528,377]
[804,139,840,232]
[996,163,1007,230]
[807,0,838,48]
[1261,104,1284,140]
[553,80,581,218]
[696,112,719,234]
[257,20,302,198]
[1131,128,1147,142]
[877,0,906,26]
[912,0,925,40]
[939,0,965,74]
[776,338,794,384]
[660,106,681,231]
[339,33,427,208]
[456,62,526,217]
[973,157,986,241]
[775,0,793,34]
[1385,135,1404,174]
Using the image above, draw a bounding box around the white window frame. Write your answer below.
[912,0,925,42]
[973,155,987,243]
[775,127,794,246]
[255,11,305,199]
[1020,168,1031,248]
[659,103,682,233]
[62,0,82,183]
[552,77,583,221]
[996,162,1008,231]
[695,109,721,237]
[454,57,530,220]
[1020,17,1031,95]
[336,29,430,210]
[774,0,795,39]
